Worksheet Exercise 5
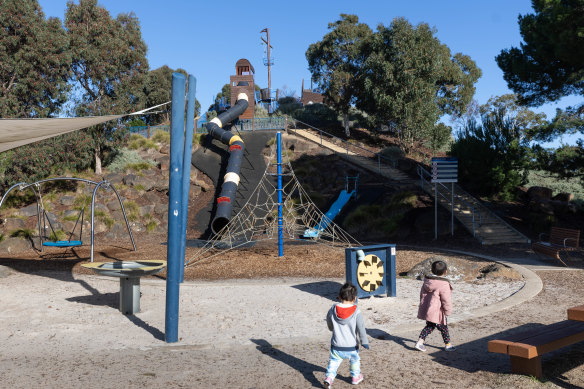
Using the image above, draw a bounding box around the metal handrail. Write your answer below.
[289,119,399,172]
[417,165,482,237]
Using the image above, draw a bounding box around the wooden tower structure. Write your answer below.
[230,59,255,120]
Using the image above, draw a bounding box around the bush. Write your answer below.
[527,170,584,200]
[10,228,35,239]
[291,103,338,128]
[151,130,170,144]
[128,134,158,150]
[0,130,94,192]
[450,110,529,200]
[105,148,155,173]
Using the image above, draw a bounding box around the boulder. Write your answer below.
[0,237,32,253]
[19,204,38,217]
[133,176,155,191]
[527,186,553,201]
[104,172,123,185]
[2,218,26,231]
[139,204,155,217]
[123,174,138,186]
[60,195,76,206]
[553,192,573,202]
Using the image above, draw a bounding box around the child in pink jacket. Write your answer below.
[415,260,456,352]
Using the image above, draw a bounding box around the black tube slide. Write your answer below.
[206,91,249,234]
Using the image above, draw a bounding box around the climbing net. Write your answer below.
[185,141,360,266]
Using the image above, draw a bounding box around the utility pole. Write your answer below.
[260,28,273,95]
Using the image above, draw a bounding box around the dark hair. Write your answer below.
[338,282,357,302]
[431,260,447,276]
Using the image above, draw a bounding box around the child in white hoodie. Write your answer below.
[324,282,369,388]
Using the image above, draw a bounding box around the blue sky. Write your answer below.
[39,0,580,143]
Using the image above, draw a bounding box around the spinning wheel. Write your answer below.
[356,254,384,292]
[345,245,396,298]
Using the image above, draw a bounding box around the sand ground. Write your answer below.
[1,239,583,388]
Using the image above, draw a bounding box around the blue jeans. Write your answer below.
[326,348,360,379]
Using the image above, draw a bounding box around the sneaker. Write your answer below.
[351,373,364,385]
[444,344,457,351]
[323,376,333,388]
[415,342,426,352]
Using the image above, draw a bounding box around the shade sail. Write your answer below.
[0,115,122,153]
[0,101,170,153]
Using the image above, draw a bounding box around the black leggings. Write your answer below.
[419,321,450,344]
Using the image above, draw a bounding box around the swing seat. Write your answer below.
[43,240,82,247]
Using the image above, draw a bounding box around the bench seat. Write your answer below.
[488,320,584,378]
[532,227,580,266]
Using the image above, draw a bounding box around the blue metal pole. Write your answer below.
[165,72,186,343]
[277,132,283,257]
[179,75,196,283]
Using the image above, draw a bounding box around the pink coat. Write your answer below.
[417,276,453,325]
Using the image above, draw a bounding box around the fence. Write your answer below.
[128,125,170,138]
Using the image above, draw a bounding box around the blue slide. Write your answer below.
[303,189,356,238]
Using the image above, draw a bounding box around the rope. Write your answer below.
[185,139,360,267]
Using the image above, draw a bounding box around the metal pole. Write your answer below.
[451,182,454,236]
[165,72,186,343]
[434,184,438,240]
[179,75,196,283]
[277,132,283,257]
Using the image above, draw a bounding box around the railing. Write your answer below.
[237,117,286,131]
[288,119,399,173]
[417,164,482,238]
[128,125,169,138]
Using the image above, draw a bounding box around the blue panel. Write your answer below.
[345,244,396,298]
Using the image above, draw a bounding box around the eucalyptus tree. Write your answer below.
[0,0,71,118]
[306,14,372,137]
[357,18,481,154]
[65,0,148,174]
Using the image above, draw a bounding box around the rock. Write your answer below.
[477,263,522,281]
[104,223,127,240]
[553,192,573,202]
[106,200,122,211]
[406,256,486,282]
[123,174,137,186]
[2,218,25,231]
[142,192,160,203]
[60,195,76,206]
[190,184,202,197]
[132,176,155,191]
[93,221,108,234]
[130,222,146,233]
[104,172,123,185]
[154,203,168,214]
[120,187,140,200]
[152,180,169,193]
[0,237,32,253]
[527,186,553,201]
[19,204,38,217]
[156,155,170,171]
[159,144,170,154]
[139,204,155,217]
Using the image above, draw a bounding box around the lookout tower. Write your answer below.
[230,58,255,120]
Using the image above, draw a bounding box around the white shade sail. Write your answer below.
[0,101,170,153]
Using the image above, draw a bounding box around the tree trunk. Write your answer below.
[343,113,350,138]
[94,143,102,175]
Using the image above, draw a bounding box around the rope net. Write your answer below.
[185,141,360,267]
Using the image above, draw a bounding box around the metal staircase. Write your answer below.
[417,165,530,245]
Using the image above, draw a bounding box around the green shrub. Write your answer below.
[11,228,35,239]
[48,230,67,242]
[527,170,584,200]
[105,148,155,173]
[379,146,405,163]
[151,130,170,144]
[291,103,338,128]
[0,233,4,242]
[123,201,140,221]
[146,220,158,232]
[193,133,206,145]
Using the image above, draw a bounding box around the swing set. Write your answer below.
[0,177,136,261]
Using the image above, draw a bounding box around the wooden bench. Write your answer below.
[488,312,584,378]
[532,227,580,266]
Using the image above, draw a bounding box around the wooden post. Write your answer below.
[510,356,542,378]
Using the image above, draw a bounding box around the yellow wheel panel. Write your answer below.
[356,254,384,292]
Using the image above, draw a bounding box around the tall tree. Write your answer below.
[0,0,71,118]
[65,0,148,174]
[306,14,372,137]
[357,18,481,154]
[496,0,584,107]
[143,65,200,125]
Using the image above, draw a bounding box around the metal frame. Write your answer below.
[0,177,136,262]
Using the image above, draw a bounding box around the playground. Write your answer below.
[1,238,583,388]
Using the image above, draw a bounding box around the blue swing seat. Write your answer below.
[43,240,82,247]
